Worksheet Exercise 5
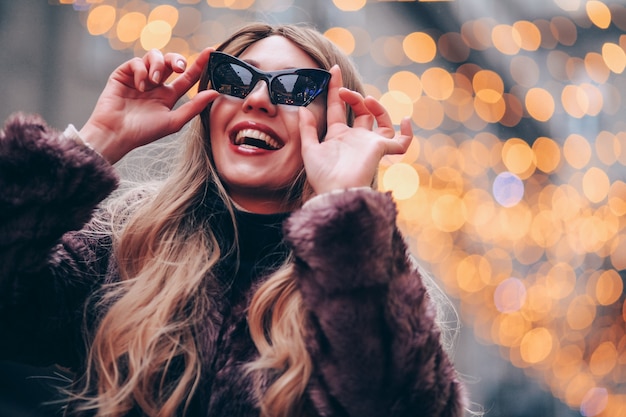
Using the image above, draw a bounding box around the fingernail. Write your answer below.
[176,60,186,70]
[152,71,161,83]
[138,81,145,92]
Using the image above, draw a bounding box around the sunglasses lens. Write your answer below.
[209,53,329,106]
[273,74,326,106]
[213,62,255,99]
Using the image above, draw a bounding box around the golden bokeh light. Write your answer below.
[380,91,413,125]
[332,0,366,12]
[117,12,147,43]
[324,27,356,55]
[602,42,626,73]
[140,20,172,50]
[403,32,437,64]
[388,71,422,102]
[587,0,612,29]
[532,137,561,174]
[520,327,554,364]
[492,24,521,55]
[525,87,555,122]
[382,163,420,200]
[563,133,592,169]
[86,5,116,36]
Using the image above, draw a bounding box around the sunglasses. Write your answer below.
[207,51,331,107]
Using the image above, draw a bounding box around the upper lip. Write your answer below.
[228,121,284,150]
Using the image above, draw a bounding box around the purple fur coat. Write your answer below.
[0,113,465,416]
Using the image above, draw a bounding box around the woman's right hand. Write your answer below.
[79,47,219,164]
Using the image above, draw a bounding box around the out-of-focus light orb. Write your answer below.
[473,69,503,103]
[421,67,454,100]
[584,52,611,84]
[332,0,366,11]
[492,24,521,55]
[412,96,444,130]
[140,20,172,50]
[149,5,178,26]
[432,194,467,232]
[580,387,609,417]
[87,5,116,36]
[561,85,588,118]
[551,16,578,46]
[567,295,597,330]
[494,277,527,313]
[380,91,413,125]
[590,342,618,376]
[520,327,553,364]
[564,133,592,169]
[555,0,581,12]
[525,87,555,122]
[602,42,626,73]
[403,32,437,64]
[532,137,561,173]
[608,181,626,216]
[117,12,147,43]
[513,20,541,51]
[324,27,355,55]
[502,138,535,176]
[382,163,419,200]
[493,171,524,207]
[438,32,470,63]
[388,71,422,102]
[582,167,610,203]
[587,1,612,29]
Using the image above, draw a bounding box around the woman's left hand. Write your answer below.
[299,65,413,195]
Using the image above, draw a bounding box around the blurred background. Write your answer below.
[1,0,625,416]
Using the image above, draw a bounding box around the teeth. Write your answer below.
[234,129,281,150]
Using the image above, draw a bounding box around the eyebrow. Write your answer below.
[241,58,299,71]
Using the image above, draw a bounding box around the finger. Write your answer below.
[170,47,214,98]
[325,65,347,127]
[384,117,414,155]
[124,57,150,92]
[166,90,220,133]
[164,52,187,73]
[298,106,321,151]
[338,88,374,130]
[364,96,395,137]
[143,49,166,85]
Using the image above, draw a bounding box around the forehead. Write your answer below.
[239,35,320,71]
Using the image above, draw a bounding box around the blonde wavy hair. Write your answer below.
[73,23,365,417]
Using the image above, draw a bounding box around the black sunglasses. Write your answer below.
[207,51,331,107]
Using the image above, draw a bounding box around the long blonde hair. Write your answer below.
[74,23,364,417]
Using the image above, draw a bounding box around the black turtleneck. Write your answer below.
[203,194,291,302]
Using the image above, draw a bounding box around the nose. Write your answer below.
[242,80,277,115]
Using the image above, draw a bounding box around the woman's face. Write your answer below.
[209,35,327,213]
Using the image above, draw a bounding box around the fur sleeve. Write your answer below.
[284,188,465,417]
[0,113,118,367]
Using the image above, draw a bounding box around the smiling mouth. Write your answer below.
[233,129,282,150]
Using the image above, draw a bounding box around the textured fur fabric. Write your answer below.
[0,113,465,416]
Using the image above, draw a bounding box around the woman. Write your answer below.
[0,23,465,417]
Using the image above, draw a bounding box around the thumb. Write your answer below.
[169,90,219,133]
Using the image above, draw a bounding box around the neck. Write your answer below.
[228,189,297,214]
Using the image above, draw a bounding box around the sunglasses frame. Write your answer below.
[207,51,331,107]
